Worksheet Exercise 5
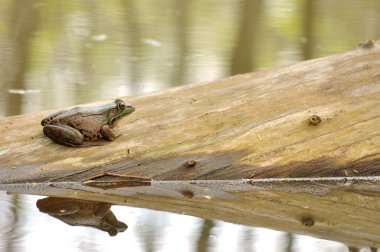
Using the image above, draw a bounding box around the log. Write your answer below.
[0,40,380,183]
[1,40,380,249]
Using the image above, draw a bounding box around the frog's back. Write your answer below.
[41,105,110,131]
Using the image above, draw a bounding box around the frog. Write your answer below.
[41,99,135,147]
[37,197,128,236]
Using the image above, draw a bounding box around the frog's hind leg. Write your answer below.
[41,109,68,126]
[43,125,84,147]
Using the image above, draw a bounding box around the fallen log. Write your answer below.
[0,40,379,183]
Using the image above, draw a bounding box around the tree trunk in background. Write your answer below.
[171,0,190,86]
[302,0,315,60]
[230,0,262,75]
[1,0,38,116]
[124,0,143,91]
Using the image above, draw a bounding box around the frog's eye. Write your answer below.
[118,103,126,110]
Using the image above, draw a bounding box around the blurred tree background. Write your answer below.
[0,0,379,116]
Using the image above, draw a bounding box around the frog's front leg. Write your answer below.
[100,125,119,140]
[43,125,84,146]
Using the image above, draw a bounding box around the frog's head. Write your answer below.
[108,99,135,124]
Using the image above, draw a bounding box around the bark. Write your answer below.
[0,40,379,184]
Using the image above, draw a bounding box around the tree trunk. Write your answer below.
[0,40,379,183]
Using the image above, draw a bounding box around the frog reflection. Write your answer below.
[36,197,127,236]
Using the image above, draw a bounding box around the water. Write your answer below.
[0,192,347,252]
[0,0,379,251]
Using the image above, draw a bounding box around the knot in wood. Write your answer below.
[301,216,315,227]
[358,39,375,49]
[308,115,321,126]
[180,189,194,198]
[184,160,197,168]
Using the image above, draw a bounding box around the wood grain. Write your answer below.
[0,41,379,183]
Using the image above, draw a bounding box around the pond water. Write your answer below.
[0,192,347,252]
[0,0,379,251]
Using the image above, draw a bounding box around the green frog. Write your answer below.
[41,99,135,147]
[37,197,128,236]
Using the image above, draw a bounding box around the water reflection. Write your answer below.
[0,194,22,252]
[2,176,380,251]
[0,192,350,252]
[36,197,127,236]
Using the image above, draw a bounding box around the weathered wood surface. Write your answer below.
[0,40,380,183]
[2,176,380,247]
